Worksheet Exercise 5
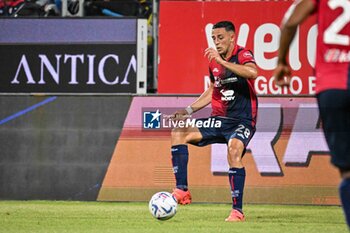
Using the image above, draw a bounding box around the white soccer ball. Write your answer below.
[149,191,178,220]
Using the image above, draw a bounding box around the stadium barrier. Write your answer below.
[0,95,131,200]
[0,95,339,205]
[98,95,339,205]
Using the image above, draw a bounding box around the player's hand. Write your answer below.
[204,47,224,64]
[273,63,291,86]
[170,109,189,120]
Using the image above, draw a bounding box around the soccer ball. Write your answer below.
[149,191,178,220]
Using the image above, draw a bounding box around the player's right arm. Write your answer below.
[274,0,315,86]
[173,82,214,118]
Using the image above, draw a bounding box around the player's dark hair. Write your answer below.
[212,21,235,33]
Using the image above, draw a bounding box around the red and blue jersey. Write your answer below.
[209,45,258,126]
[311,0,350,93]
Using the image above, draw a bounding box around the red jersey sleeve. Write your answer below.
[238,48,256,65]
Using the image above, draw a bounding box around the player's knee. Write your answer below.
[228,147,242,167]
[227,146,242,161]
[171,128,188,140]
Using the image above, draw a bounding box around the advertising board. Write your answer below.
[0,18,147,94]
[99,96,339,205]
[158,1,316,95]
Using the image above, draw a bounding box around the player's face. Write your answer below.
[211,28,235,56]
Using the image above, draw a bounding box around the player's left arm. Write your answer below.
[220,61,258,80]
[205,47,258,79]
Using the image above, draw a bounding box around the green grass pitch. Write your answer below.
[0,201,347,233]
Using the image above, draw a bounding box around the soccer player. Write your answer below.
[273,0,350,228]
[170,21,258,222]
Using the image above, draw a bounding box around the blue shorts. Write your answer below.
[190,116,255,149]
[317,90,350,171]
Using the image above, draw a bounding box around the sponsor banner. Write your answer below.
[158,1,316,95]
[0,18,147,94]
[99,96,340,205]
[0,44,137,93]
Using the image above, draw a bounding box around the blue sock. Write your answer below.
[340,178,350,228]
[171,145,189,191]
[228,167,246,213]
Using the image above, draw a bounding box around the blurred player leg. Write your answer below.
[339,176,350,227]
[317,90,350,228]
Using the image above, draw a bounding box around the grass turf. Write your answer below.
[0,201,347,233]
